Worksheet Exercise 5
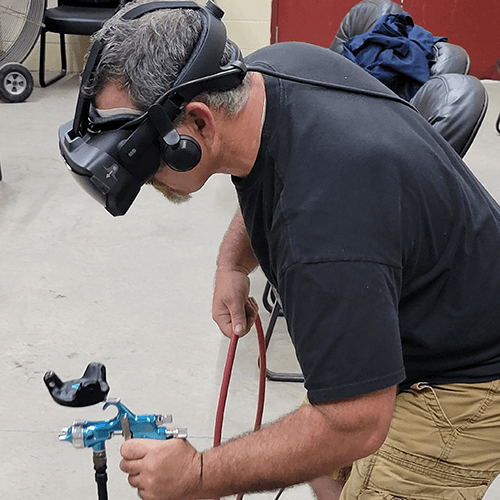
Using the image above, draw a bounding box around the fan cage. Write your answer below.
[0,0,45,64]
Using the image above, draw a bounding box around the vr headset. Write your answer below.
[59,0,247,216]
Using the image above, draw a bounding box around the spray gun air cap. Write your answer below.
[59,420,85,448]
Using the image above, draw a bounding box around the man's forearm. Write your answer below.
[212,209,259,337]
[217,209,258,275]
[198,387,396,499]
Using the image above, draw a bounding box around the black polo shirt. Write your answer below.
[234,42,500,403]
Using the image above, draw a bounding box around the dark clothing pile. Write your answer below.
[343,13,445,100]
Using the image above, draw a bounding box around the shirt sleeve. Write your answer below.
[279,260,406,403]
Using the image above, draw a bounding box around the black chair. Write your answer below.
[411,73,488,158]
[39,0,129,88]
[330,0,470,76]
[328,0,487,158]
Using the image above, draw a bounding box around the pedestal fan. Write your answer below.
[0,0,44,102]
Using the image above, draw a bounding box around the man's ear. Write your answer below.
[181,102,216,142]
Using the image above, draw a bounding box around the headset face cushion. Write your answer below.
[88,106,143,132]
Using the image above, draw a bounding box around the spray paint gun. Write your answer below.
[58,398,188,449]
[44,363,187,500]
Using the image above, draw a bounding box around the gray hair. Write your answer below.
[84,0,250,118]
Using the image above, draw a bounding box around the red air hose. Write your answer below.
[213,315,267,500]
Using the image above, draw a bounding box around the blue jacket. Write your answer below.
[344,12,445,100]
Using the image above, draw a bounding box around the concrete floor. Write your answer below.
[1,73,500,500]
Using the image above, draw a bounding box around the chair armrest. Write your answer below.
[430,41,470,76]
[411,74,488,157]
[330,0,403,55]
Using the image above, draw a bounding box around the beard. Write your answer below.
[147,179,192,204]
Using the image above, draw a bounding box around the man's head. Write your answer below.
[85,0,250,119]
[59,0,258,214]
[83,0,253,205]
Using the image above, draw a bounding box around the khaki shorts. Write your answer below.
[339,381,500,499]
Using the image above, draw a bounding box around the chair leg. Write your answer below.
[263,299,304,383]
[262,281,283,314]
[39,31,67,88]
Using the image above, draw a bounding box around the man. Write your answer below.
[79,1,500,499]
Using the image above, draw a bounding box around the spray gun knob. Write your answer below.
[155,414,173,426]
[171,428,188,439]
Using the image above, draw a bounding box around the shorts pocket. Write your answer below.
[341,445,495,500]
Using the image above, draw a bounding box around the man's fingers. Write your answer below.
[231,297,260,336]
[230,308,247,336]
[212,307,234,338]
[126,471,141,486]
[121,439,156,461]
[120,457,140,475]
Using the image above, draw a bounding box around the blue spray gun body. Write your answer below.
[59,398,188,451]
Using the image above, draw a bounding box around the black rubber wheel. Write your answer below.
[0,63,34,103]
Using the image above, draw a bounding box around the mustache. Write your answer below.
[146,178,192,204]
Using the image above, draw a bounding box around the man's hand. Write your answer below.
[120,438,202,500]
[212,268,259,338]
[213,210,259,338]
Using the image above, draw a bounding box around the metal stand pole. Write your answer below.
[93,448,108,500]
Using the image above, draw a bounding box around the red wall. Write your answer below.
[271,0,353,46]
[271,0,500,80]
